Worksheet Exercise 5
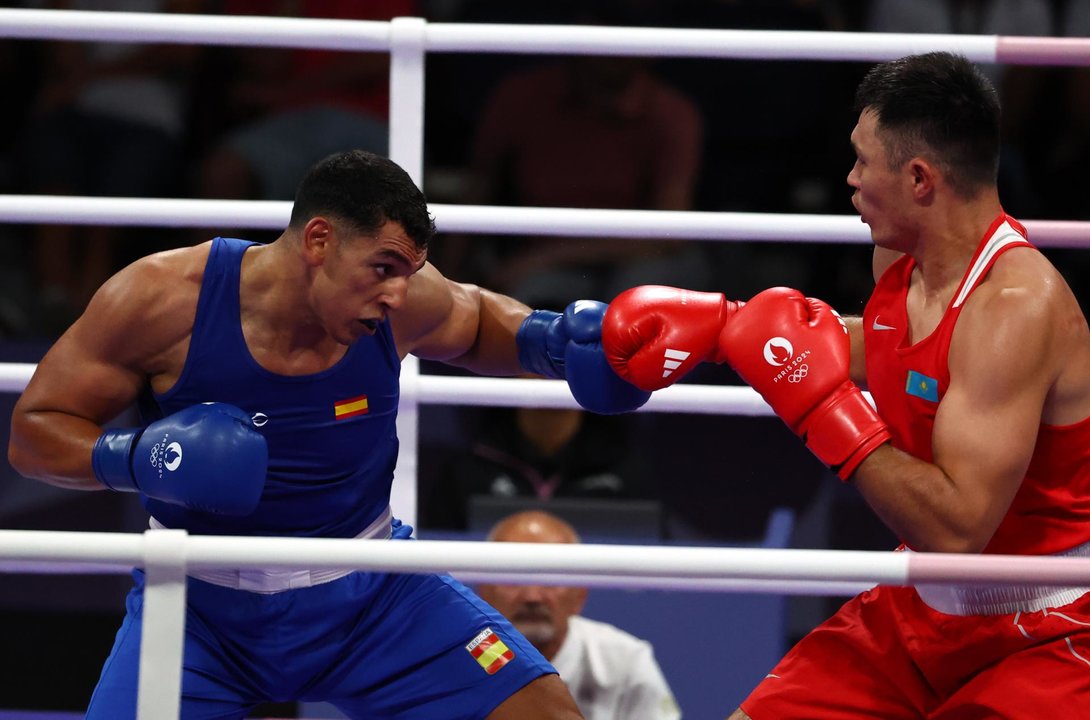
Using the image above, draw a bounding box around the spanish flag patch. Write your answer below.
[333,395,369,420]
[466,627,514,675]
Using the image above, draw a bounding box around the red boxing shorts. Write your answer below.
[741,585,1090,719]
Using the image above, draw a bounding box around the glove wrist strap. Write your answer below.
[92,428,141,492]
[802,386,891,481]
[516,310,566,379]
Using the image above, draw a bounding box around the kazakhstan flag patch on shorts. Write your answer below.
[905,370,939,402]
[466,627,514,675]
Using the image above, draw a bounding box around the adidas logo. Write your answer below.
[662,348,691,378]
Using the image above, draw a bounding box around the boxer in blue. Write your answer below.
[8,149,648,719]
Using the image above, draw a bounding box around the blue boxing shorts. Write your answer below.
[85,535,554,718]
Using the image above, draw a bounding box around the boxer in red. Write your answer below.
[603,52,1090,719]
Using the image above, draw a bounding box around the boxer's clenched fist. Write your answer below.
[719,287,890,480]
[92,402,267,515]
[602,285,743,391]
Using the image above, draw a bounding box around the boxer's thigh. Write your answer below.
[741,589,933,720]
[320,572,555,720]
[931,622,1090,720]
[86,575,259,720]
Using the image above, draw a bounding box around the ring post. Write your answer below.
[388,15,427,527]
[138,529,189,720]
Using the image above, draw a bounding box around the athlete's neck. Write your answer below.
[910,190,1003,304]
[239,235,345,367]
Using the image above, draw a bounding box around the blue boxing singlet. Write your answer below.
[140,237,402,537]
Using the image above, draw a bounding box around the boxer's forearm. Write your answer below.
[8,409,104,490]
[851,445,1001,554]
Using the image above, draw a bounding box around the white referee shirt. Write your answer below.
[551,615,681,720]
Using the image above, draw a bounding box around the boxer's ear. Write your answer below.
[907,157,938,200]
[301,217,334,266]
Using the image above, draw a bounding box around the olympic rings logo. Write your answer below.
[788,364,809,383]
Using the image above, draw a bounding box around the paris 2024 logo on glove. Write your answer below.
[148,434,183,480]
[764,337,810,385]
[762,309,847,385]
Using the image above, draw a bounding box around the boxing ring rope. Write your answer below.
[5,528,1090,592]
[2,196,1090,247]
[2,7,1090,66]
[2,8,1090,719]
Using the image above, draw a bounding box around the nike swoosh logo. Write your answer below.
[872,318,897,331]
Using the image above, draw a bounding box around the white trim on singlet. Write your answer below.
[148,506,393,594]
[952,221,1029,309]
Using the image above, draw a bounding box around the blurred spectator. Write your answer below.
[477,510,681,720]
[194,0,416,204]
[420,397,655,531]
[16,0,206,333]
[440,3,709,305]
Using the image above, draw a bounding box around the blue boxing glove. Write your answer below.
[517,300,651,414]
[92,402,268,516]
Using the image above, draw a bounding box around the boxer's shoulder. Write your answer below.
[143,241,213,284]
[97,247,203,326]
[73,244,207,376]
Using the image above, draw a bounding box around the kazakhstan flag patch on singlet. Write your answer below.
[905,370,939,402]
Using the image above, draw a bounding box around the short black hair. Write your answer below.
[288,150,436,249]
[854,52,1000,197]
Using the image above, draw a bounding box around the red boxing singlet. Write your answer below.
[863,213,1090,555]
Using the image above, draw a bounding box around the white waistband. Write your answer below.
[915,540,1090,616]
[148,506,393,594]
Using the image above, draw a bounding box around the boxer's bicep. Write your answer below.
[931,287,1054,544]
[394,263,529,374]
[9,262,180,485]
[393,263,476,361]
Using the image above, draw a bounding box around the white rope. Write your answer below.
[406,376,780,415]
[0,8,392,50]
[0,9,998,62]
[0,558,873,596]
[2,196,1090,247]
[426,25,1000,62]
[0,361,781,415]
[3,8,1088,67]
[0,530,905,587]
[0,362,34,393]
[2,529,1090,590]
[0,195,290,229]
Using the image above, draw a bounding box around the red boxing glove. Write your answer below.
[602,286,743,391]
[719,287,890,480]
